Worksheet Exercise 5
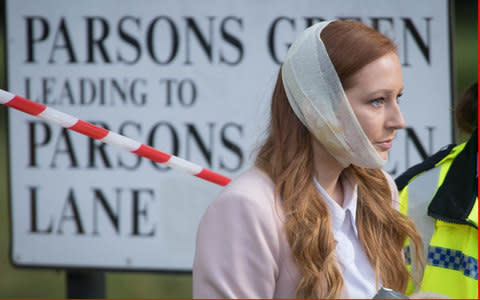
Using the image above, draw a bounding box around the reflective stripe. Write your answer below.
[405,245,478,280]
[407,166,440,282]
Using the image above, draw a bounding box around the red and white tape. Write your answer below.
[0,88,231,186]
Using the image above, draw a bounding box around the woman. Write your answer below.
[193,20,423,299]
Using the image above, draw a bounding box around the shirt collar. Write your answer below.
[313,173,359,236]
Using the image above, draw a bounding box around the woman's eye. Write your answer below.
[370,98,384,107]
[396,93,403,104]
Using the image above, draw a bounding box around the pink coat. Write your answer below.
[193,167,399,298]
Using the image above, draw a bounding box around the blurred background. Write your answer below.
[0,0,477,298]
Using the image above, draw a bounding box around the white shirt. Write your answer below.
[314,175,379,298]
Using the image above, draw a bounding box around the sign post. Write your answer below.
[66,271,105,299]
[6,0,453,277]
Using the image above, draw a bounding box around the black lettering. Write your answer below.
[25,77,32,99]
[146,16,178,64]
[110,78,128,104]
[402,17,432,66]
[131,188,155,236]
[99,78,106,105]
[42,77,56,105]
[219,16,244,65]
[86,17,112,63]
[50,128,79,168]
[267,17,295,65]
[130,78,147,106]
[426,126,435,154]
[93,188,120,235]
[219,122,243,172]
[160,78,175,107]
[80,78,97,105]
[117,16,142,65]
[185,123,214,168]
[177,79,197,107]
[57,188,85,235]
[405,126,436,167]
[48,18,78,63]
[370,17,394,34]
[25,16,49,63]
[406,127,428,159]
[184,17,214,65]
[29,186,53,234]
[58,79,75,105]
[28,121,52,167]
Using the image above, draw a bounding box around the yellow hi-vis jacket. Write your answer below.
[396,131,477,299]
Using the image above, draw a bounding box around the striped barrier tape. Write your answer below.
[0,88,232,186]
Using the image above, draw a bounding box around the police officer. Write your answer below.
[396,82,478,299]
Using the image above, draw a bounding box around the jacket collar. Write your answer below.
[428,130,477,228]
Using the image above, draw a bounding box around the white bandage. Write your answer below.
[281,21,386,169]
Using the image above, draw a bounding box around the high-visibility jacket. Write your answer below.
[396,131,477,299]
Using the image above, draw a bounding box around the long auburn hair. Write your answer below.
[255,20,423,298]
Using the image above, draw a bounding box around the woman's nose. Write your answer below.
[386,102,405,130]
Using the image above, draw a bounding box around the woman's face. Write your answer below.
[345,52,405,160]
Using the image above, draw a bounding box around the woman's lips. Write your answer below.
[375,139,393,150]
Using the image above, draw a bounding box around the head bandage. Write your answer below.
[281,21,386,169]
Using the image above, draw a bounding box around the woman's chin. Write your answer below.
[377,150,389,161]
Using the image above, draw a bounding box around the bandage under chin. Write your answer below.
[281,21,386,169]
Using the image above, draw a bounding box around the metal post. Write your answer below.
[66,270,105,299]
